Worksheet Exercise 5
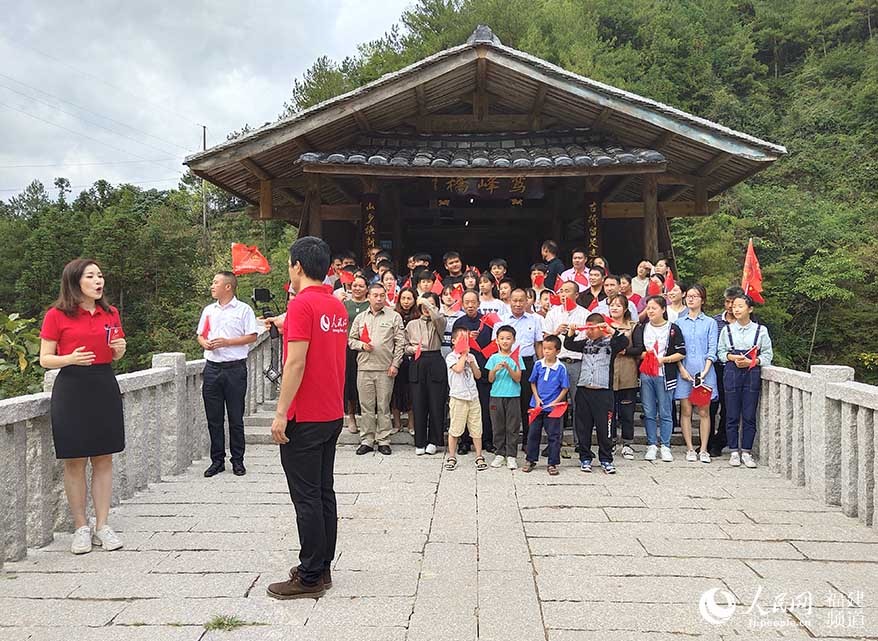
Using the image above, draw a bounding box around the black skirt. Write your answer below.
[344,347,360,408]
[51,364,125,459]
[392,356,412,411]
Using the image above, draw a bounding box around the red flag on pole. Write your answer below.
[665,269,675,293]
[360,324,371,344]
[553,276,564,292]
[647,279,662,297]
[527,406,543,425]
[549,293,562,307]
[414,344,422,361]
[430,279,444,295]
[533,273,546,289]
[453,332,468,355]
[339,270,355,285]
[200,315,211,339]
[479,312,502,330]
[481,340,499,358]
[745,345,760,369]
[547,402,569,418]
[574,272,589,287]
[639,340,661,377]
[588,298,598,311]
[509,345,521,368]
[231,243,271,275]
[741,238,764,303]
[468,336,483,355]
[564,297,578,312]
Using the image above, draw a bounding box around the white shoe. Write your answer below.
[741,452,757,468]
[660,446,673,462]
[490,455,506,468]
[685,449,697,462]
[425,443,437,455]
[699,451,711,464]
[92,525,123,551]
[621,445,635,460]
[729,451,741,467]
[71,525,92,555]
[506,457,518,470]
[644,445,658,461]
[415,447,426,456]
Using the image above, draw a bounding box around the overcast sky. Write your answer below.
[0,1,412,201]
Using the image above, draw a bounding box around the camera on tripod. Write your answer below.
[252,287,282,384]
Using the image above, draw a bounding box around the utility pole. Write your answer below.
[201,125,209,245]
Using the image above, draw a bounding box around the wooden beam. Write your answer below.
[591,107,613,130]
[278,187,303,206]
[319,203,361,221]
[415,84,427,116]
[259,180,273,220]
[352,110,370,132]
[664,152,734,201]
[529,84,548,130]
[602,175,637,201]
[302,162,667,179]
[475,54,488,121]
[192,169,256,205]
[652,131,676,151]
[642,175,658,262]
[240,157,273,181]
[656,173,703,185]
[295,136,314,153]
[303,175,322,236]
[602,200,719,218]
[326,176,358,203]
[694,182,708,216]
[584,175,603,192]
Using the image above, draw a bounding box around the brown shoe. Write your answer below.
[266,569,325,600]
[323,568,332,589]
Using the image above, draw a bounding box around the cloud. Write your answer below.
[0,0,410,200]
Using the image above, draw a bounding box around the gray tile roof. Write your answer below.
[298,129,666,170]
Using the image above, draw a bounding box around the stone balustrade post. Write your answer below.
[809,365,855,506]
[151,353,190,475]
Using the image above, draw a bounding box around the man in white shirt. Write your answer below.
[594,274,639,319]
[197,271,259,478]
[559,247,589,292]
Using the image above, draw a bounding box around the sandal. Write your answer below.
[547,465,559,476]
[521,461,536,473]
[444,457,458,471]
[475,456,487,471]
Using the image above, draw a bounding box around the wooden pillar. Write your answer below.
[303,175,321,237]
[550,186,562,243]
[642,175,658,262]
[386,184,403,264]
[361,191,379,265]
[584,189,602,260]
[258,180,273,220]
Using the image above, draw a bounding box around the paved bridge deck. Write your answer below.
[3,442,877,640]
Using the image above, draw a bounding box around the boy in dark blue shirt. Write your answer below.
[522,335,569,475]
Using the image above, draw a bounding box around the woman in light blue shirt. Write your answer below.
[675,284,718,464]
[717,294,773,468]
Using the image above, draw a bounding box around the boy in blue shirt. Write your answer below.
[522,335,569,475]
[485,325,525,469]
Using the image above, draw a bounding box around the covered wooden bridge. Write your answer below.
[185,25,785,277]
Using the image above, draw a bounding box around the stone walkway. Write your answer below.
[2,442,878,640]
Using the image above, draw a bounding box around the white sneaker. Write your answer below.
[506,457,518,470]
[425,443,437,455]
[729,451,741,467]
[686,449,697,462]
[741,452,757,468]
[92,525,123,551]
[644,445,658,461]
[621,445,635,460]
[699,451,711,464]
[490,455,506,468]
[70,525,92,555]
[415,447,426,456]
[660,446,673,462]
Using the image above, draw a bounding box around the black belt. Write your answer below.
[560,357,580,364]
[206,359,246,369]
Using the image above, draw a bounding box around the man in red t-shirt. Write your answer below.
[267,236,348,601]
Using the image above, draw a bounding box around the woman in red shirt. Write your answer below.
[39,259,127,555]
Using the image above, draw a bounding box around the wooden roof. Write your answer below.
[185,25,785,209]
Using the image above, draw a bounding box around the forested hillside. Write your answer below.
[2,0,877,397]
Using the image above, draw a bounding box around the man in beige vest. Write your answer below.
[348,283,405,455]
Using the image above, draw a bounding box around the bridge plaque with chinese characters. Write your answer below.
[430,176,543,200]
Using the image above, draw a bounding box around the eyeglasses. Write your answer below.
[685,294,702,300]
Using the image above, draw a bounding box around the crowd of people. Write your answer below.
[325,240,774,475]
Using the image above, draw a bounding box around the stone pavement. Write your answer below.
[2,442,878,640]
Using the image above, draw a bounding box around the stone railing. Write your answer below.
[0,330,276,567]
[758,365,876,531]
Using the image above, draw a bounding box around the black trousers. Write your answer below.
[707,361,728,454]
[410,351,446,449]
[612,387,636,443]
[519,356,535,446]
[279,419,342,585]
[575,387,614,464]
[202,360,247,465]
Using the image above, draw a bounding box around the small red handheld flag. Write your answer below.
[360,324,371,344]
[339,270,355,285]
[548,402,569,418]
[533,273,546,288]
[553,276,564,292]
[564,297,578,312]
[434,271,443,283]
[603,315,615,326]
[574,271,589,287]
[647,279,662,297]
[402,277,411,289]
[665,269,675,293]
[479,312,502,330]
[430,279,444,295]
[468,336,483,355]
[200,316,211,339]
[527,406,543,425]
[387,288,397,304]
[414,344,422,360]
[509,345,521,367]
[549,293,562,306]
[741,238,765,303]
[453,332,468,355]
[481,340,499,358]
[639,340,660,377]
[231,243,271,275]
[745,345,759,369]
[588,298,598,311]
